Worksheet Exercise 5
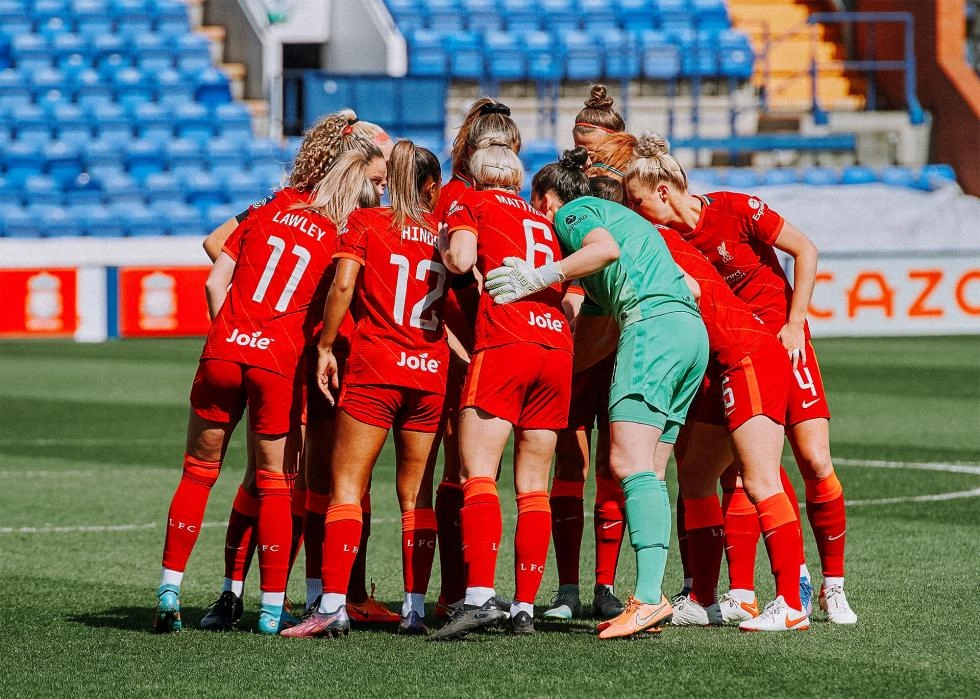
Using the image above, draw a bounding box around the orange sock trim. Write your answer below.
[756,493,798,532]
[516,491,551,514]
[290,487,307,517]
[232,485,260,517]
[463,476,498,501]
[594,477,622,503]
[255,469,289,491]
[305,491,332,515]
[182,454,220,486]
[360,492,372,515]
[724,487,757,516]
[325,503,363,525]
[437,480,463,493]
[401,507,437,532]
[550,478,585,500]
[683,495,724,530]
[804,472,843,503]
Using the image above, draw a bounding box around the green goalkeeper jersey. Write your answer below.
[554,196,699,328]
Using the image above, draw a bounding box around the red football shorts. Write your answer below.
[303,349,348,426]
[689,366,726,427]
[461,343,572,430]
[190,359,300,435]
[339,384,445,433]
[567,352,614,431]
[785,339,832,425]
[718,340,792,432]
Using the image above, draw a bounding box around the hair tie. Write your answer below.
[591,162,624,177]
[479,102,512,116]
[574,121,619,134]
[342,125,354,135]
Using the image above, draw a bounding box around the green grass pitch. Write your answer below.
[1,336,978,697]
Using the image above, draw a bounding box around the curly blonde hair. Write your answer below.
[289,111,382,190]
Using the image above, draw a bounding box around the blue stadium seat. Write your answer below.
[125,138,166,184]
[154,201,203,236]
[639,30,681,79]
[164,138,206,178]
[618,0,659,32]
[97,171,144,206]
[520,139,560,173]
[919,163,957,190]
[37,15,72,41]
[484,31,526,81]
[32,204,82,238]
[4,141,45,187]
[82,139,126,180]
[840,165,878,185]
[602,28,640,80]
[725,168,762,189]
[114,4,156,39]
[879,165,919,189]
[113,66,153,107]
[194,67,232,107]
[73,68,115,107]
[57,53,91,81]
[387,0,429,34]
[247,140,283,171]
[11,34,53,71]
[213,102,252,141]
[718,29,754,79]
[155,2,190,37]
[44,141,84,187]
[174,101,212,144]
[429,2,466,33]
[659,0,695,33]
[51,32,90,64]
[152,68,196,106]
[224,171,271,213]
[51,102,93,141]
[525,31,562,82]
[578,0,621,31]
[408,29,448,75]
[802,166,838,186]
[561,30,602,81]
[14,104,54,145]
[0,69,32,109]
[0,6,33,39]
[73,1,115,38]
[91,103,134,147]
[0,175,21,208]
[23,175,63,207]
[183,170,226,214]
[113,202,168,237]
[207,137,246,178]
[204,203,238,231]
[541,0,580,32]
[462,0,503,31]
[502,0,540,32]
[174,33,213,74]
[132,101,176,141]
[134,33,174,73]
[1,206,42,238]
[62,174,104,206]
[693,0,731,33]
[446,32,484,80]
[144,171,183,206]
[761,168,799,186]
[77,204,127,237]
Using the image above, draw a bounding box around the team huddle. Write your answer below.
[154,84,858,641]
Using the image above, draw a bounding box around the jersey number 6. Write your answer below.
[524,219,555,267]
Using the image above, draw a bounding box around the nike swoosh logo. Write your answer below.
[762,531,776,540]
[784,613,807,628]
[827,531,846,540]
[801,399,821,408]
[635,604,668,626]
[724,546,735,551]
[601,522,621,530]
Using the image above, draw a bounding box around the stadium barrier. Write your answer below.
[1,238,976,341]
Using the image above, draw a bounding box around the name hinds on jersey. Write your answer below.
[225,328,275,349]
[396,351,441,373]
[401,225,438,247]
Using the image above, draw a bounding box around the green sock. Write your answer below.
[622,472,671,604]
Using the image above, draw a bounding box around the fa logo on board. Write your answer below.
[226,328,274,349]
[397,351,441,373]
[717,241,734,263]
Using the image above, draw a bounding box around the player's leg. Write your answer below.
[720,465,761,620]
[392,392,442,635]
[301,374,335,613]
[511,426,559,634]
[434,366,465,614]
[282,408,387,638]
[543,427,588,620]
[156,359,242,633]
[591,419,627,619]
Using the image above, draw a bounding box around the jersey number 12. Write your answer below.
[389,254,447,331]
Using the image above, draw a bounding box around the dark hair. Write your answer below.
[589,176,626,205]
[531,146,592,205]
[451,98,521,179]
[572,84,626,135]
[388,140,441,230]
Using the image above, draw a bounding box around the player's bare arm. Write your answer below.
[204,252,235,320]
[202,217,240,262]
[317,258,361,403]
[772,221,818,366]
[441,227,477,274]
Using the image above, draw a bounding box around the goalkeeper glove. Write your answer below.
[485,257,565,305]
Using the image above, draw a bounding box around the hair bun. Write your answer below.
[585,84,614,110]
[635,132,670,158]
[479,101,512,117]
[558,146,589,172]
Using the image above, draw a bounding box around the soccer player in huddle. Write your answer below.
[572,84,626,158]
[627,134,857,625]
[430,142,573,639]
[154,147,380,634]
[489,148,709,639]
[283,141,448,638]
[432,99,522,615]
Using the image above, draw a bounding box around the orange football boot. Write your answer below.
[597,594,673,639]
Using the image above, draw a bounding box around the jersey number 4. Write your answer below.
[252,235,311,312]
[389,254,447,331]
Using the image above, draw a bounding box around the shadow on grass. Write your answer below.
[67,605,212,633]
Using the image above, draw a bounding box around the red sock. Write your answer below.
[162,454,221,572]
[550,479,585,587]
[757,493,804,610]
[303,491,330,582]
[435,480,465,604]
[593,477,625,587]
[401,508,438,594]
[223,485,259,584]
[676,495,690,582]
[722,486,760,591]
[804,472,846,578]
[321,503,363,594]
[347,493,371,603]
[514,492,551,604]
[780,465,806,565]
[256,470,291,594]
[288,486,305,573]
[683,495,725,605]
[460,476,502,590]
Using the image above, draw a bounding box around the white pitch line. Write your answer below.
[845,487,980,507]
[836,458,980,476]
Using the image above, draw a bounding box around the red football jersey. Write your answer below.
[434,174,473,228]
[202,187,338,379]
[659,226,774,369]
[681,191,802,335]
[334,207,450,394]
[446,189,572,354]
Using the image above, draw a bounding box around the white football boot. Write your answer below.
[670,595,723,626]
[738,595,810,632]
[718,591,760,623]
[819,584,858,624]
